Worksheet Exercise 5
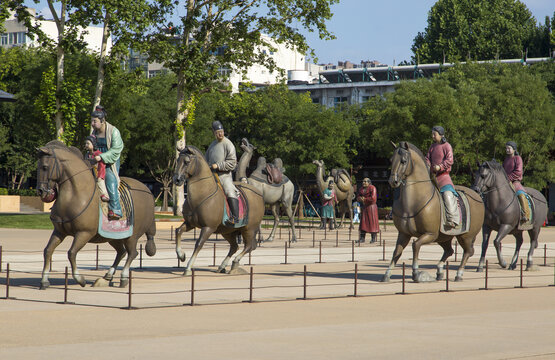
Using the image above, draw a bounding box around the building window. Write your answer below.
[1,34,7,45]
[17,32,27,44]
[362,96,370,102]
[312,97,320,104]
[9,32,16,45]
[334,97,348,106]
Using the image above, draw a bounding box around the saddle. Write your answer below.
[98,181,134,239]
[222,186,249,228]
[251,157,289,186]
[517,193,535,231]
[265,163,283,184]
[439,188,470,236]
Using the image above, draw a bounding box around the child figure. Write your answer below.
[84,135,110,202]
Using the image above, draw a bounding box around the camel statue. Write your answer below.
[236,138,297,242]
[312,159,354,229]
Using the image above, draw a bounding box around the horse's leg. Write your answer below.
[412,233,439,282]
[231,228,259,272]
[118,237,140,287]
[217,232,239,273]
[477,225,492,272]
[381,232,411,282]
[183,227,214,276]
[454,234,476,281]
[92,240,126,287]
[67,233,94,287]
[265,203,280,242]
[283,198,297,243]
[40,230,66,289]
[493,224,513,269]
[508,232,524,270]
[175,221,190,262]
[436,238,454,281]
[526,228,540,271]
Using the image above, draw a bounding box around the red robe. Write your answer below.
[357,185,379,233]
[503,155,525,192]
[426,142,454,188]
[87,150,106,180]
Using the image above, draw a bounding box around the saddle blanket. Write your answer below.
[440,189,470,236]
[517,193,535,231]
[222,186,249,228]
[98,182,134,239]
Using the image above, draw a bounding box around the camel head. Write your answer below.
[312,159,324,167]
[240,138,255,153]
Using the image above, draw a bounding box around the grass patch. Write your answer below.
[0,214,53,229]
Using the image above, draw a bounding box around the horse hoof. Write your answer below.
[508,264,516,271]
[179,254,186,263]
[436,273,444,281]
[381,275,390,283]
[217,267,227,274]
[499,262,507,269]
[40,281,50,290]
[119,279,129,288]
[454,276,463,282]
[183,269,192,276]
[264,238,274,243]
[228,267,248,275]
[414,271,435,283]
[476,267,484,273]
[92,278,110,287]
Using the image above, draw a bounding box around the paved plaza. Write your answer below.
[1,221,555,359]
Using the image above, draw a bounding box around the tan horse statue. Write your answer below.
[173,146,265,275]
[236,138,297,242]
[36,141,156,289]
[312,160,354,229]
[383,141,484,282]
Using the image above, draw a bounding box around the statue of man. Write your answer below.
[503,141,530,222]
[205,121,239,226]
[425,125,459,228]
[91,106,124,220]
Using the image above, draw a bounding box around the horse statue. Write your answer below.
[36,141,157,289]
[312,160,354,229]
[236,138,297,242]
[173,146,265,275]
[471,160,548,271]
[383,141,484,282]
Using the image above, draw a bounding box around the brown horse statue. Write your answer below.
[313,160,355,229]
[173,146,265,275]
[36,141,156,289]
[383,141,484,282]
[472,160,548,271]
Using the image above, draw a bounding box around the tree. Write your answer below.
[412,0,536,63]
[137,0,337,214]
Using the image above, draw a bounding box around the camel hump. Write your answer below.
[334,169,351,192]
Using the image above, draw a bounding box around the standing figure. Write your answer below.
[91,106,124,220]
[503,141,530,222]
[320,180,337,230]
[205,120,240,226]
[425,125,459,229]
[84,135,109,202]
[356,177,379,243]
[352,201,360,223]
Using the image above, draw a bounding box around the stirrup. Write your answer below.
[108,210,121,221]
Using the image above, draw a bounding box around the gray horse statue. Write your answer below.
[313,160,354,229]
[236,138,297,242]
[472,160,548,271]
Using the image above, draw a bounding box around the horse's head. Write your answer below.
[471,161,496,194]
[388,141,413,188]
[36,145,60,202]
[173,146,202,186]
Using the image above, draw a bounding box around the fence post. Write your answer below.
[324,224,327,240]
[354,263,358,297]
[279,226,282,240]
[312,231,315,248]
[249,266,254,303]
[1,245,3,273]
[379,230,382,246]
[445,261,449,292]
[349,228,351,243]
[518,258,524,288]
[317,241,322,263]
[283,242,288,264]
[64,266,69,303]
[95,245,99,270]
[544,244,547,267]
[454,242,458,262]
[382,236,386,261]
[139,244,143,269]
[191,269,195,306]
[335,231,338,247]
[248,251,252,266]
[124,270,135,310]
[4,263,10,299]
[213,243,217,267]
[485,260,489,290]
[299,226,301,240]
[171,226,174,243]
[402,262,406,294]
[303,265,307,300]
[288,230,291,246]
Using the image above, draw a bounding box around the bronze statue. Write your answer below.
[236,138,297,242]
[382,142,484,282]
[173,146,265,275]
[312,160,354,229]
[472,160,548,271]
[36,141,157,289]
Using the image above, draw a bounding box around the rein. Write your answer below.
[183,157,220,214]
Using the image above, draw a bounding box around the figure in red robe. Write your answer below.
[356,177,379,243]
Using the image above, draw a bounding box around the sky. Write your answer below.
[25,0,555,65]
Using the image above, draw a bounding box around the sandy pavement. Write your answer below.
[1,222,555,359]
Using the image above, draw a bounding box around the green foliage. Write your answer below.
[412,0,538,63]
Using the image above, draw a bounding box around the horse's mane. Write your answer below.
[484,160,510,183]
[43,140,89,165]
[401,141,430,172]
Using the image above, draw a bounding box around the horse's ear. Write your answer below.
[390,141,397,148]
[36,146,52,157]
[402,142,409,150]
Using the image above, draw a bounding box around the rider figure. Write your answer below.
[320,180,337,230]
[425,125,460,229]
[205,121,240,226]
[90,106,124,221]
[84,135,110,203]
[503,141,530,222]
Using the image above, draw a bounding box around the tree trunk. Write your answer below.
[48,0,66,142]
[92,10,111,111]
